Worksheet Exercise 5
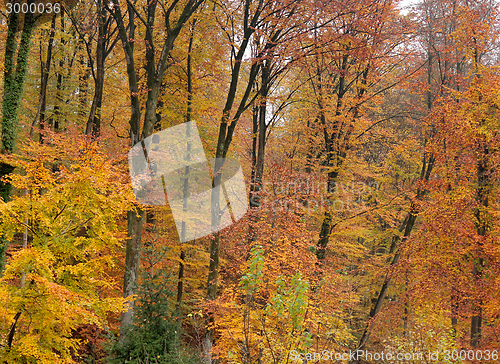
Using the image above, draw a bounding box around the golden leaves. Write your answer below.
[0,133,131,362]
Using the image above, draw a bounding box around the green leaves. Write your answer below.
[240,245,264,295]
[267,273,309,331]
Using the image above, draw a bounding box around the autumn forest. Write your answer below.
[0,0,499,362]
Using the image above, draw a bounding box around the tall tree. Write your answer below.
[294,0,408,261]
[108,0,204,341]
[202,0,309,360]
[67,0,119,137]
[0,1,39,275]
[1,1,37,201]
[29,14,57,143]
[354,0,500,355]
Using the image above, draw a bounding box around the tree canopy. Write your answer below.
[0,0,499,363]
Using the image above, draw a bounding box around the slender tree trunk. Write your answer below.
[468,40,490,347]
[202,27,261,364]
[247,85,260,246]
[249,87,259,210]
[403,271,409,337]
[51,15,69,133]
[352,151,435,361]
[315,54,348,261]
[202,5,263,359]
[78,46,91,123]
[354,210,415,356]
[471,137,489,347]
[85,0,107,137]
[203,232,219,363]
[199,1,299,358]
[470,260,483,347]
[249,61,270,210]
[349,39,438,357]
[31,14,57,142]
[176,21,196,338]
[451,285,460,337]
[20,189,29,287]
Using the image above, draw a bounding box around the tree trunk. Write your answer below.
[314,52,348,261]
[202,9,261,360]
[451,286,459,337]
[203,231,220,363]
[0,2,37,275]
[85,0,108,137]
[111,0,143,341]
[119,209,145,334]
[78,44,91,123]
[1,4,36,201]
[31,14,57,142]
[51,14,69,133]
[470,137,489,347]
[249,99,259,208]
[352,153,435,361]
[176,22,196,338]
[470,259,483,347]
[249,60,269,210]
[110,0,204,344]
[201,1,301,356]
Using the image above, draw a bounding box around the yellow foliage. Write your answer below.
[0,135,132,363]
